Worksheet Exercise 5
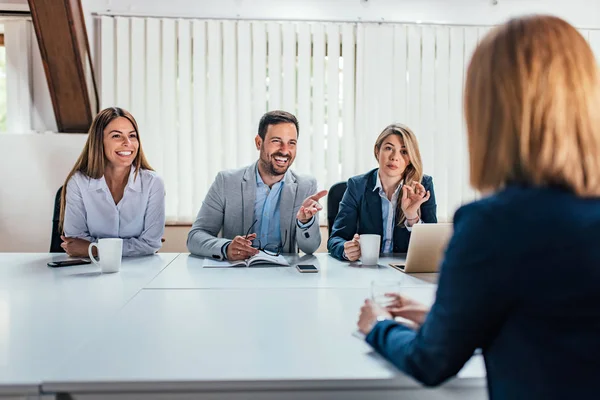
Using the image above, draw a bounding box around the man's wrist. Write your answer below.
[297,216,315,229]
[221,242,231,260]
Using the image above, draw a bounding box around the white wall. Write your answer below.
[0,0,27,12]
[0,134,87,252]
[84,0,600,27]
[9,0,600,27]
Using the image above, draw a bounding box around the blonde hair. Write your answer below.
[59,107,153,231]
[374,123,424,225]
[465,15,600,196]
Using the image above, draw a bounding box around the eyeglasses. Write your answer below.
[245,219,288,256]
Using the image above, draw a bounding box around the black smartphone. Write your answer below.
[296,264,319,273]
[47,259,92,268]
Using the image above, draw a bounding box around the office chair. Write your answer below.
[327,181,348,238]
[50,186,65,253]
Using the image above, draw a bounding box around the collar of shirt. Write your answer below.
[255,166,288,190]
[373,172,403,200]
[87,165,143,193]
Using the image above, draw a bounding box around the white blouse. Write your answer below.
[63,167,166,256]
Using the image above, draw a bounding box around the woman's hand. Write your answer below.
[60,236,91,257]
[385,293,430,328]
[357,299,393,335]
[343,234,361,261]
[401,181,430,221]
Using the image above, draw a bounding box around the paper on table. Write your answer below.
[203,252,290,268]
[203,259,246,268]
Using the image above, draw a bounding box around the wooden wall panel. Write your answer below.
[28,0,98,132]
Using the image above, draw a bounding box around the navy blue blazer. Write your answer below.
[327,169,437,260]
[366,185,600,399]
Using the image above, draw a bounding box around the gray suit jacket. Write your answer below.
[187,162,322,259]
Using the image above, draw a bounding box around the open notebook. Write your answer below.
[204,251,290,268]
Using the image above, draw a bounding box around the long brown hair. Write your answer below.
[374,123,424,225]
[59,107,153,231]
[464,15,600,196]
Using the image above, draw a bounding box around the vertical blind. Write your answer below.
[97,16,600,223]
[354,24,494,221]
[4,20,33,133]
[99,17,357,223]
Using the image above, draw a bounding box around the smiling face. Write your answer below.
[255,122,298,176]
[103,117,139,168]
[376,133,410,180]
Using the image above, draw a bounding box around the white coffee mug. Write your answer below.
[88,238,123,273]
[359,234,381,266]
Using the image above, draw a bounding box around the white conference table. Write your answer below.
[42,253,485,400]
[0,252,180,399]
[146,253,438,289]
[0,252,486,399]
[45,288,485,400]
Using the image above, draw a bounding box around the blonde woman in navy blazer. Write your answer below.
[328,124,437,261]
[358,16,600,399]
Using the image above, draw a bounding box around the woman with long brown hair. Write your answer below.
[328,123,437,261]
[60,107,165,257]
[357,16,600,398]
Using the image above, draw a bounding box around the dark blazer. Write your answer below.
[366,185,600,399]
[327,169,437,260]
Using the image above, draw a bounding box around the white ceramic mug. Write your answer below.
[359,234,381,266]
[88,238,123,273]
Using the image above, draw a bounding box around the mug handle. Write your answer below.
[88,242,100,266]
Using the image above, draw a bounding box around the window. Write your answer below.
[1,18,36,134]
[0,28,6,132]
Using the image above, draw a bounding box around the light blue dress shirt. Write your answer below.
[254,168,284,247]
[373,173,420,253]
[63,166,166,256]
[252,168,315,248]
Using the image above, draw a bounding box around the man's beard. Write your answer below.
[259,150,292,176]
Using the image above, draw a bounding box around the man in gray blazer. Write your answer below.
[187,110,327,261]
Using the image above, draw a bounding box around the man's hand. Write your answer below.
[226,233,259,261]
[296,190,328,224]
[60,236,91,257]
[343,234,361,261]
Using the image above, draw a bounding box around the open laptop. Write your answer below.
[393,223,453,273]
